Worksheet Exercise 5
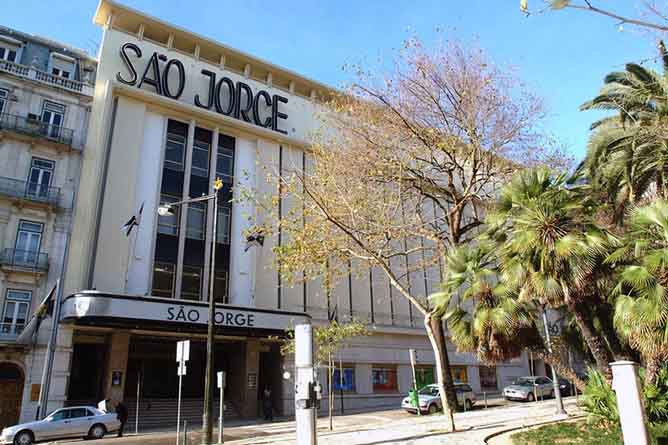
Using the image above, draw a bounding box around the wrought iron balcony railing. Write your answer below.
[0,176,60,206]
[0,248,49,272]
[0,59,93,96]
[0,322,25,341]
[0,113,75,147]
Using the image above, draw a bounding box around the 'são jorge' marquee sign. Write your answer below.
[115,42,290,134]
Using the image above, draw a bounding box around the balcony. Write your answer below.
[0,248,49,273]
[0,59,93,96]
[0,113,75,147]
[0,176,60,207]
[0,322,24,342]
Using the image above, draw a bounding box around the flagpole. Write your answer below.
[36,279,62,420]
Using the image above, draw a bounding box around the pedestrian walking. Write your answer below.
[116,400,129,437]
[262,386,273,421]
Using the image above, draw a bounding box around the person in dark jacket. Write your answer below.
[115,401,129,437]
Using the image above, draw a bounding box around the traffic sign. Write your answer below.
[217,371,226,389]
[176,340,190,363]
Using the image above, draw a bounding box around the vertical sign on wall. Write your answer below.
[176,340,190,445]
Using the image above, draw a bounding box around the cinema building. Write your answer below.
[3,0,542,427]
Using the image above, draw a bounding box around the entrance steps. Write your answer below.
[123,398,240,431]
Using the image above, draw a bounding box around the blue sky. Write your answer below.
[1,1,659,160]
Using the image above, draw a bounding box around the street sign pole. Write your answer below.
[409,349,420,416]
[217,371,225,444]
[176,340,190,445]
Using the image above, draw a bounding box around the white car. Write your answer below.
[1,406,120,445]
[401,383,477,414]
[503,376,554,402]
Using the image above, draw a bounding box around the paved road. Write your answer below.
[54,396,581,445]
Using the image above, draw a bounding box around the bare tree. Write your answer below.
[249,36,556,432]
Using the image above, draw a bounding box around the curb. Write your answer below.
[483,414,586,444]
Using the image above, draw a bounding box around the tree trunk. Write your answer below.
[534,350,587,392]
[425,311,456,431]
[567,300,613,379]
[328,351,333,431]
[646,355,661,385]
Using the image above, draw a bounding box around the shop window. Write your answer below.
[450,366,468,384]
[415,366,435,389]
[192,139,210,178]
[0,88,7,114]
[480,366,498,390]
[216,205,231,244]
[216,145,234,183]
[186,201,206,240]
[0,46,17,63]
[213,270,229,303]
[158,194,180,236]
[152,262,175,298]
[333,367,355,392]
[2,290,31,335]
[372,366,397,392]
[165,132,186,171]
[181,265,201,300]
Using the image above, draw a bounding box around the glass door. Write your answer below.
[41,101,65,139]
[14,221,43,266]
[27,158,54,199]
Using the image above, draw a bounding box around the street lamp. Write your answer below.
[157,178,223,445]
[541,306,567,416]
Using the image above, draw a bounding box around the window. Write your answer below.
[372,366,397,392]
[69,408,89,418]
[186,201,206,240]
[192,139,210,178]
[450,366,468,384]
[181,265,202,300]
[41,101,65,139]
[49,409,69,421]
[333,367,356,392]
[455,384,473,393]
[0,47,17,63]
[165,132,186,171]
[51,67,71,79]
[213,270,229,303]
[0,88,7,114]
[152,262,175,298]
[217,206,231,244]
[480,366,498,390]
[27,157,55,199]
[158,194,180,236]
[14,220,43,266]
[415,367,435,389]
[2,290,31,335]
[216,146,234,182]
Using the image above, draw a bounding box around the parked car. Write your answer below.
[1,406,120,445]
[557,378,582,396]
[401,383,477,414]
[503,376,554,402]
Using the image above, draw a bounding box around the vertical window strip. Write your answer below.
[277,145,283,309]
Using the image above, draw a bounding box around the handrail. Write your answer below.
[0,174,61,206]
[0,113,75,147]
[0,248,49,271]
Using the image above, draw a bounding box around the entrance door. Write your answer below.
[27,158,54,199]
[40,101,65,139]
[0,363,24,430]
[14,221,43,266]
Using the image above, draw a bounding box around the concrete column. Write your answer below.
[397,365,412,394]
[242,339,260,418]
[103,331,130,405]
[467,366,481,393]
[355,364,372,394]
[611,361,650,445]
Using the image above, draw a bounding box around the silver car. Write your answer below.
[401,383,477,414]
[1,406,120,445]
[503,376,554,402]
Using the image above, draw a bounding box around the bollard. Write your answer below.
[484,392,487,409]
[611,361,649,445]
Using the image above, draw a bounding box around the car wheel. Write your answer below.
[526,393,535,402]
[13,430,33,445]
[88,423,107,440]
[428,404,438,415]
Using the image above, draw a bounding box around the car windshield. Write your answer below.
[513,378,536,386]
[418,386,438,395]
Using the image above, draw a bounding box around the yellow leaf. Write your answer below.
[550,0,569,10]
[520,0,528,13]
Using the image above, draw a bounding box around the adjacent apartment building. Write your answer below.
[0,26,96,428]
[1,0,545,429]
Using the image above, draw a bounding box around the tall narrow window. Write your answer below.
[157,194,180,236]
[216,146,234,183]
[152,262,175,298]
[0,88,7,115]
[27,157,55,199]
[216,206,231,244]
[164,132,186,171]
[1,290,31,335]
[14,221,43,266]
[192,139,210,178]
[41,101,65,140]
[213,270,229,304]
[181,265,202,300]
[186,201,206,240]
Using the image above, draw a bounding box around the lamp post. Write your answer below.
[158,178,223,445]
[541,307,566,416]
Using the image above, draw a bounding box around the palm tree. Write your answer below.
[579,42,668,218]
[609,200,668,383]
[487,168,620,377]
